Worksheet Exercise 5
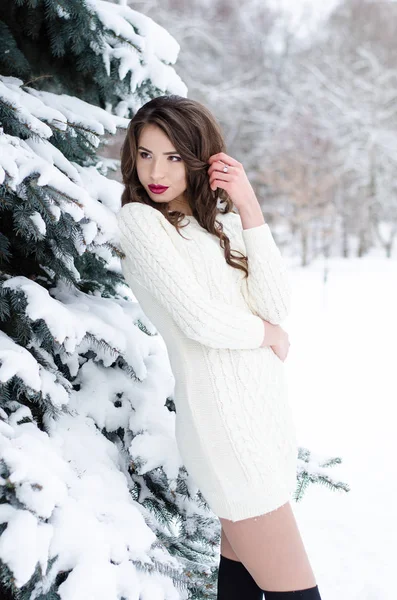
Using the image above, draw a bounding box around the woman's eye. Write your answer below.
[138,151,181,162]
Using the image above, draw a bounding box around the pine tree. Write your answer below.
[0,1,221,599]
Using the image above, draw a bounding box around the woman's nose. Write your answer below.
[150,159,166,179]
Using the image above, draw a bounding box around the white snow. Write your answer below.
[0,76,59,138]
[0,74,129,141]
[85,0,187,114]
[285,251,397,600]
[0,289,189,598]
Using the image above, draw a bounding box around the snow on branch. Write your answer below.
[85,0,187,113]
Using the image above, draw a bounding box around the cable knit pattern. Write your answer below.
[117,204,265,350]
[116,202,298,522]
[218,212,292,323]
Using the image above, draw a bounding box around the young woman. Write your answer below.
[116,95,322,600]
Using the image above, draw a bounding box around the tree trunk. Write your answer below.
[341,214,349,258]
[301,227,309,266]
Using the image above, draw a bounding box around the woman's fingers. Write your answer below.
[206,153,256,210]
[207,154,240,190]
[208,165,225,190]
[207,154,241,179]
[207,152,241,168]
[209,168,233,188]
[208,160,234,174]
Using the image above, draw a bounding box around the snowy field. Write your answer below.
[285,252,396,600]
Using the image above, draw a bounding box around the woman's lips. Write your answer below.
[148,184,169,194]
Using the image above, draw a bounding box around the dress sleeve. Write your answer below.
[116,203,265,350]
[228,213,292,324]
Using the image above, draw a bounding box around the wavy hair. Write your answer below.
[120,94,249,278]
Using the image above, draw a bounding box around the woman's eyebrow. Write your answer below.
[138,145,180,155]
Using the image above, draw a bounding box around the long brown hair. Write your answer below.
[120,95,249,278]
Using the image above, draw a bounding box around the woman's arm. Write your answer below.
[117,203,267,350]
[229,206,292,324]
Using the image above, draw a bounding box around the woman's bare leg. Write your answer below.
[220,526,241,561]
[218,524,264,600]
[219,501,317,592]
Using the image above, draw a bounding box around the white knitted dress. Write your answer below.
[116,202,298,522]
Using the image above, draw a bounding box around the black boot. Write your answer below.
[262,585,322,599]
[217,554,263,599]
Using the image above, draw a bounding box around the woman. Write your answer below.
[116,95,322,599]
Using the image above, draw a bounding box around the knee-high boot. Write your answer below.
[217,554,263,599]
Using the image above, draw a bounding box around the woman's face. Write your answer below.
[136,123,188,208]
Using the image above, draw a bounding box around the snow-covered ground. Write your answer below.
[286,252,396,600]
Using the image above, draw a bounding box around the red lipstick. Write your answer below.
[148,184,169,194]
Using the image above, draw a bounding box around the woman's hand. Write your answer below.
[270,327,291,362]
[207,151,258,211]
[259,321,290,362]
